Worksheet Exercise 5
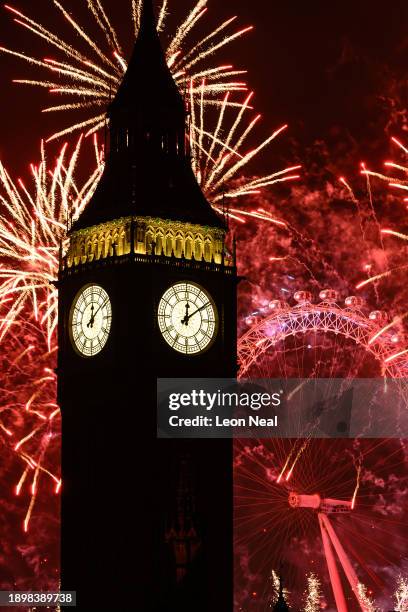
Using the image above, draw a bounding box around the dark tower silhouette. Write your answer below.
[57,0,236,610]
[273,573,290,611]
[165,455,201,584]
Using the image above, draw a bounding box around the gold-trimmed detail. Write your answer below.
[65,216,229,268]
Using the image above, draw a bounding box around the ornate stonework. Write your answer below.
[65,216,230,268]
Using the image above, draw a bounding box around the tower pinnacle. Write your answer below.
[73,0,223,231]
[139,0,155,33]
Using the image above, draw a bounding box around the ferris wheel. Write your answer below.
[237,289,408,380]
[234,290,408,610]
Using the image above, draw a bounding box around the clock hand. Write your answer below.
[181,302,190,326]
[185,302,210,322]
[86,303,95,328]
[86,297,109,329]
[91,297,110,320]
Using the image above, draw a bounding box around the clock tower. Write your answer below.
[57,1,236,610]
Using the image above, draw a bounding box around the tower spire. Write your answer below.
[72,0,223,232]
[139,0,155,33]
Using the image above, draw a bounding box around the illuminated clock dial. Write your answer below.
[69,284,112,357]
[158,282,218,354]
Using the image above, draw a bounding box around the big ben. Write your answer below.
[57,0,236,610]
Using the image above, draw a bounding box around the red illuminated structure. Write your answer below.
[238,290,408,379]
[288,492,370,611]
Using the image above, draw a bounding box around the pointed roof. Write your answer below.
[109,0,183,119]
[73,0,223,232]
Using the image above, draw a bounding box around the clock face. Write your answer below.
[69,284,112,357]
[158,282,218,354]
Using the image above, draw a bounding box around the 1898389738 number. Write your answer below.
[0,591,76,606]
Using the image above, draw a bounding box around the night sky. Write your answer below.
[0,1,407,608]
[0,0,407,177]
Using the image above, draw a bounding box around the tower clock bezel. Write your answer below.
[68,283,112,358]
[157,281,219,356]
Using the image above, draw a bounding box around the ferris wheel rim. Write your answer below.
[237,299,408,379]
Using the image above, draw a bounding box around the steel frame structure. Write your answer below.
[289,492,371,611]
[238,291,408,379]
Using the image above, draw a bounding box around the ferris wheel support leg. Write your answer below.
[320,513,367,611]
[318,513,348,612]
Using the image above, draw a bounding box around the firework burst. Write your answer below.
[0,137,101,532]
[0,1,302,592]
[362,137,408,203]
[394,575,408,612]
[1,0,300,217]
[0,318,59,533]
[189,84,301,211]
[268,569,290,605]
[0,136,102,345]
[0,5,302,563]
[303,573,322,612]
[355,137,408,293]
[334,161,408,364]
[1,0,251,141]
[357,582,378,612]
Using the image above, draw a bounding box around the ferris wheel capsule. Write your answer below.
[294,290,312,304]
[319,289,339,302]
[268,299,288,311]
[344,295,365,309]
[288,492,300,508]
[288,492,321,509]
[369,310,388,323]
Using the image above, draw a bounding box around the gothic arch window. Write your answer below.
[194,238,203,260]
[185,236,193,259]
[145,229,154,254]
[137,225,145,244]
[156,232,164,255]
[85,238,92,261]
[77,238,85,264]
[97,233,105,259]
[204,239,212,262]
[175,233,183,257]
[105,232,112,258]
[91,236,98,260]
[166,233,174,257]
[119,229,126,255]
[112,229,119,255]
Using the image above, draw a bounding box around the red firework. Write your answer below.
[0,315,59,592]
